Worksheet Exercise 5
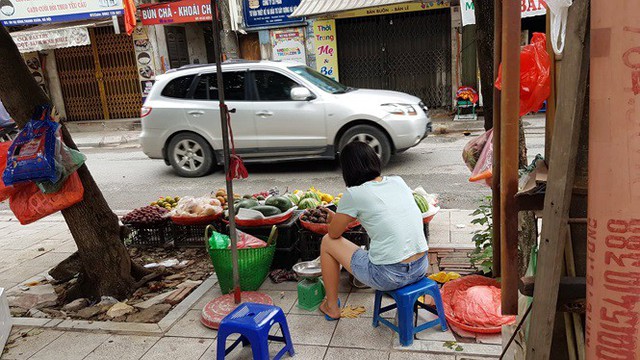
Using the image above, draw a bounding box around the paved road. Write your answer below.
[0,128,545,212]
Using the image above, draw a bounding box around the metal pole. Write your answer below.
[491,0,502,278]
[499,0,520,316]
[210,0,241,304]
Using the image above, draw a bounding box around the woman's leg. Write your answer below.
[319,235,359,319]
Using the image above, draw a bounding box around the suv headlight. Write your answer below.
[381,103,418,116]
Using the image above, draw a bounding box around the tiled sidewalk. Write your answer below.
[1,210,498,360]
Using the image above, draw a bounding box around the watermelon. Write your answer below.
[234,199,259,212]
[301,191,321,202]
[298,198,321,210]
[413,193,429,213]
[251,205,282,217]
[265,196,294,212]
[287,193,301,205]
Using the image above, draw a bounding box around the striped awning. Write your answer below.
[290,0,415,17]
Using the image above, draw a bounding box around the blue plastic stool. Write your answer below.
[372,277,448,346]
[216,303,295,360]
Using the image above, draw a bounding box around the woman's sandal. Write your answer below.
[320,298,341,321]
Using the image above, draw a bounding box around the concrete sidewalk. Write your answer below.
[0,210,499,360]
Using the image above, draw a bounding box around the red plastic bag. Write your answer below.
[469,130,493,186]
[0,142,15,202]
[9,171,84,225]
[495,33,551,116]
[235,230,267,249]
[441,275,516,334]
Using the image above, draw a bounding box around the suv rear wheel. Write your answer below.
[339,125,391,167]
[167,133,214,177]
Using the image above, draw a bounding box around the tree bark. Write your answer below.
[473,0,495,130]
[0,25,148,301]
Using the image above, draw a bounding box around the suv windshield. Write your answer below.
[288,66,350,94]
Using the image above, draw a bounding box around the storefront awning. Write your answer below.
[290,0,416,17]
[10,20,112,53]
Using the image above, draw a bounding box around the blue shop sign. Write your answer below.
[243,0,303,29]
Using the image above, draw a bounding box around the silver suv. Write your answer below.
[140,60,431,177]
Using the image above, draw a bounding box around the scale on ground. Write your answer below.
[292,260,325,311]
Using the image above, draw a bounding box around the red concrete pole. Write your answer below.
[499,0,521,316]
[586,0,640,358]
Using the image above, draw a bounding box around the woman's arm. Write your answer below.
[327,209,356,239]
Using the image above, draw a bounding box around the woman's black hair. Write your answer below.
[340,141,381,187]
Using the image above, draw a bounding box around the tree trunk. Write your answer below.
[473,0,495,130]
[219,0,240,59]
[0,25,148,301]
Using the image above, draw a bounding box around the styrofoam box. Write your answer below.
[0,288,12,352]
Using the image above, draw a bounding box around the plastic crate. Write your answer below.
[299,227,370,261]
[127,222,172,247]
[271,241,301,270]
[172,223,214,248]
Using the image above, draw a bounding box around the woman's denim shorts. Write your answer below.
[350,249,429,292]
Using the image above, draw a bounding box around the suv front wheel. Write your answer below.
[339,125,391,167]
[167,133,214,177]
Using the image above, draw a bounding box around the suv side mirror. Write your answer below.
[290,87,312,101]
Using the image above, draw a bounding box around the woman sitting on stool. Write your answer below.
[320,141,429,320]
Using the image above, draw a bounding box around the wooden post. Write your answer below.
[499,0,520,316]
[586,0,640,358]
[491,0,502,278]
[526,1,590,358]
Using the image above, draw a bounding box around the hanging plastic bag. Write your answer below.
[546,0,572,55]
[469,130,493,186]
[495,33,551,117]
[462,129,493,172]
[9,171,84,225]
[0,141,17,202]
[36,144,86,194]
[2,106,61,186]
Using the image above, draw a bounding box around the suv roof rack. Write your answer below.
[166,60,264,73]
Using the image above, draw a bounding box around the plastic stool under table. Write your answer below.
[216,303,294,360]
[372,277,448,346]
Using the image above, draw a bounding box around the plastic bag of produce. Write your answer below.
[495,33,551,116]
[2,107,61,186]
[468,130,493,187]
[36,144,86,194]
[462,130,492,172]
[441,275,516,334]
[236,230,267,249]
[9,171,84,225]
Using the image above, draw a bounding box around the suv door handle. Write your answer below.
[188,110,205,116]
[256,111,273,117]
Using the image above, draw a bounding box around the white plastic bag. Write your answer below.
[546,0,573,55]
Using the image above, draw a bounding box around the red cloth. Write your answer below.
[124,0,137,35]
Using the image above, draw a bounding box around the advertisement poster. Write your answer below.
[313,19,338,81]
[132,25,157,102]
[270,28,306,64]
[243,0,303,29]
[333,1,449,19]
[461,0,546,26]
[0,0,124,26]
[140,0,212,26]
[11,26,90,53]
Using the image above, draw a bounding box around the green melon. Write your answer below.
[285,193,301,205]
[298,198,321,210]
[413,193,429,213]
[265,196,294,212]
[301,191,321,202]
[251,205,283,217]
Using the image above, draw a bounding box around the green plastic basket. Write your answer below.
[208,243,276,294]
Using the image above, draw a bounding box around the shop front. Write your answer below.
[2,0,141,121]
[292,1,453,109]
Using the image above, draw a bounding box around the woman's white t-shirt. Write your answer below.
[337,176,428,265]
